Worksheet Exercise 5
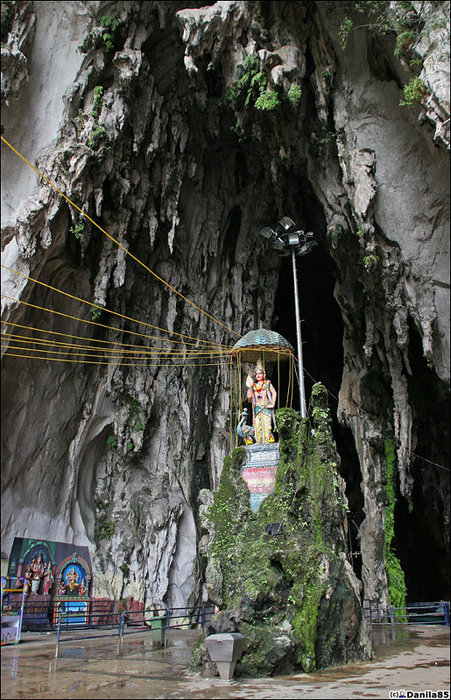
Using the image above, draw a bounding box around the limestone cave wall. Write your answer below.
[1,0,449,608]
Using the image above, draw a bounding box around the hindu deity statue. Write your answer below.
[246,360,277,444]
[66,567,80,593]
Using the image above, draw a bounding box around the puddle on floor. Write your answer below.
[1,625,449,699]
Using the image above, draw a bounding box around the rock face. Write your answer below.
[195,390,372,675]
[1,0,449,618]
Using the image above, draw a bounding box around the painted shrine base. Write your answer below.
[241,443,280,512]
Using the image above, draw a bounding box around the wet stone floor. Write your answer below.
[1,625,449,699]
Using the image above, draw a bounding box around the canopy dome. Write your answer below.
[231,328,294,362]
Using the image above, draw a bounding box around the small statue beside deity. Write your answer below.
[30,553,45,594]
[23,565,32,595]
[244,360,277,444]
[42,562,54,595]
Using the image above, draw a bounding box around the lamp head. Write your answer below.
[278,216,296,232]
[272,237,286,252]
[259,226,276,240]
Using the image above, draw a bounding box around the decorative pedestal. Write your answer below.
[23,593,52,631]
[205,633,246,680]
[241,443,280,512]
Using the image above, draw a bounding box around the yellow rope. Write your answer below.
[1,350,228,369]
[1,136,241,339]
[1,295,234,352]
[1,319,231,354]
[1,265,229,349]
[1,342,227,362]
[1,334,230,358]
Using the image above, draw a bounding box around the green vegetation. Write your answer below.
[254,90,281,111]
[219,53,303,138]
[107,435,118,450]
[79,14,122,53]
[383,440,407,618]
[363,252,379,270]
[98,520,115,540]
[338,0,448,109]
[287,83,302,106]
[220,54,268,111]
[70,222,84,240]
[339,1,418,51]
[90,303,103,320]
[100,15,120,50]
[399,76,429,107]
[394,29,416,59]
[91,85,104,120]
[87,125,107,149]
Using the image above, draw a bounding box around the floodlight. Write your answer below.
[288,231,303,246]
[259,226,276,240]
[278,216,295,231]
[272,237,286,252]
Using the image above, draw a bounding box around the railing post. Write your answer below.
[55,613,66,664]
[116,612,124,655]
[200,605,205,630]
[443,602,450,627]
[389,605,395,626]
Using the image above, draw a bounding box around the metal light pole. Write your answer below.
[290,245,306,417]
[259,217,317,418]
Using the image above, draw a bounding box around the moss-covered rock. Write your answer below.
[196,385,372,676]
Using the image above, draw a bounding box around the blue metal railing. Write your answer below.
[52,604,215,664]
[364,600,450,626]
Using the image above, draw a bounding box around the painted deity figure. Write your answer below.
[43,562,54,595]
[23,565,32,595]
[246,361,277,444]
[66,567,80,593]
[31,553,44,594]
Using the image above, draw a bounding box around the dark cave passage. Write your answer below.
[393,320,450,601]
[272,241,364,582]
[272,242,343,409]
[272,243,450,600]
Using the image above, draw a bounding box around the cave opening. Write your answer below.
[393,319,450,602]
[272,240,364,580]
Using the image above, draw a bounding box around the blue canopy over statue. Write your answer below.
[231,328,294,363]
